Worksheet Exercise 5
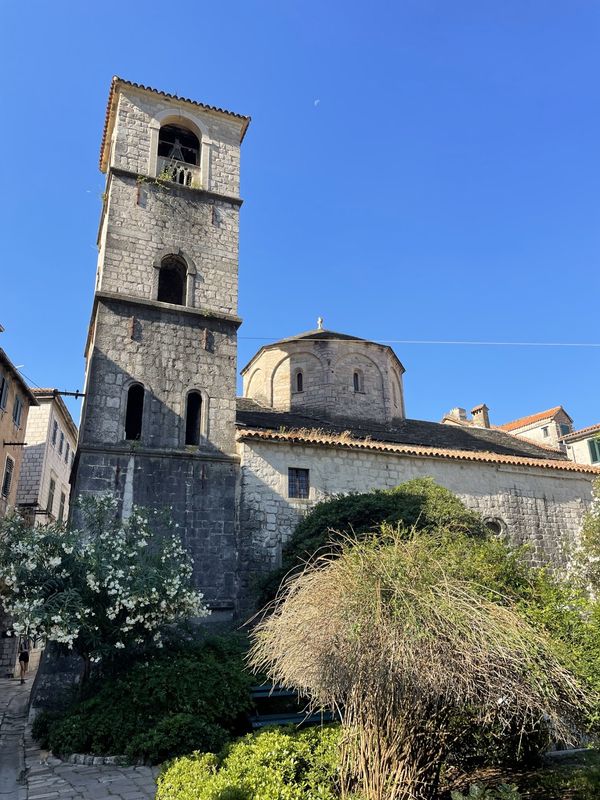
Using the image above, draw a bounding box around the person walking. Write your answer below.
[18,637,29,684]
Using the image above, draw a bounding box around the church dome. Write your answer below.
[241,326,405,424]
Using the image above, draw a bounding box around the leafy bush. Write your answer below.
[258,478,486,604]
[125,714,229,765]
[39,635,253,763]
[156,725,341,800]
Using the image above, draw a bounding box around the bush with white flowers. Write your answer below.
[0,495,207,671]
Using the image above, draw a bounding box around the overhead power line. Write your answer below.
[238,337,600,348]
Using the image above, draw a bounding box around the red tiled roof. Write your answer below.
[498,406,565,432]
[561,422,600,442]
[236,427,600,475]
[99,76,251,170]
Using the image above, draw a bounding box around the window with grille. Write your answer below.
[47,478,56,516]
[589,439,600,464]
[0,373,8,410]
[12,396,23,427]
[288,467,309,499]
[1,457,14,498]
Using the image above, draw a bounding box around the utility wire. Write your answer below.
[238,337,600,347]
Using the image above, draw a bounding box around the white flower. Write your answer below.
[114,641,125,649]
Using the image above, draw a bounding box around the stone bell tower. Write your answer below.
[73,78,250,614]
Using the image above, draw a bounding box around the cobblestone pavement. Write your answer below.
[0,675,159,799]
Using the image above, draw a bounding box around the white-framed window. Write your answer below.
[12,395,23,428]
[58,491,66,523]
[0,373,9,410]
[47,477,56,517]
[541,426,549,438]
[1,456,14,498]
[589,439,600,465]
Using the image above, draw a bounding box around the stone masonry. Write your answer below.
[238,437,594,579]
[72,79,249,613]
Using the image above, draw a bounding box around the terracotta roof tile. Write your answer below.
[561,422,600,442]
[498,406,566,432]
[237,427,600,475]
[235,401,571,462]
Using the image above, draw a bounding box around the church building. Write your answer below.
[73,78,600,617]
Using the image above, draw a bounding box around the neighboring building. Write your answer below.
[71,78,600,618]
[0,346,39,676]
[0,348,38,519]
[561,424,600,467]
[16,389,78,524]
[496,406,574,449]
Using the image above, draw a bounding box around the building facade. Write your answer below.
[73,78,250,616]
[0,348,38,519]
[561,424,600,466]
[16,389,78,524]
[497,406,574,450]
[71,79,599,617]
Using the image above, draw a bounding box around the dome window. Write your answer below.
[353,370,364,393]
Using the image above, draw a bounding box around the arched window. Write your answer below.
[295,371,304,393]
[185,392,203,446]
[158,124,200,165]
[353,370,363,393]
[157,256,186,305]
[125,384,144,441]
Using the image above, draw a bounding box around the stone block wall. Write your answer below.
[98,173,240,318]
[238,438,594,591]
[81,299,237,455]
[242,338,405,424]
[73,450,239,608]
[110,87,244,197]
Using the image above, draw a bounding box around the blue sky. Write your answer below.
[0,0,598,430]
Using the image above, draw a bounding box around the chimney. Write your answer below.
[471,404,490,428]
[447,407,468,422]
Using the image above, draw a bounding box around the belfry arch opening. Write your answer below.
[185,392,203,446]
[158,124,200,165]
[157,256,186,305]
[125,384,144,441]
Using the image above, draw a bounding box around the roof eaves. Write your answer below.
[236,427,600,475]
[498,406,567,432]
[561,422,600,442]
[0,349,38,406]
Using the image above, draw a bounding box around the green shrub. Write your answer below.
[125,714,229,765]
[258,478,486,605]
[156,725,341,800]
[40,635,253,763]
